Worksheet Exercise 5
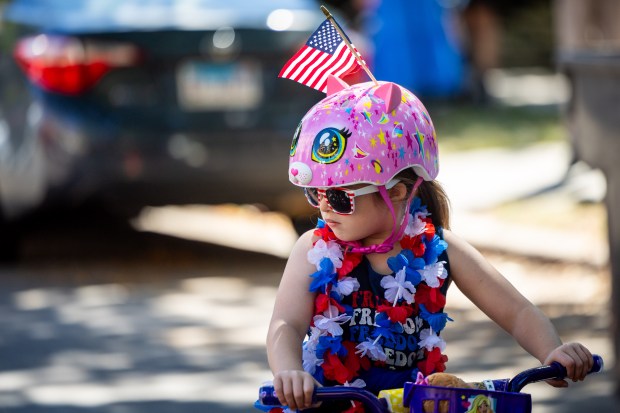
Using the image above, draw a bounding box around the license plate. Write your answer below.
[177,60,263,111]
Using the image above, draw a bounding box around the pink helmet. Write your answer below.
[288,77,439,188]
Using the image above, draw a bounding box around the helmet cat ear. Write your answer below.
[374,82,401,113]
[326,75,350,96]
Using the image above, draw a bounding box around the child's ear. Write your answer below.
[389,182,408,202]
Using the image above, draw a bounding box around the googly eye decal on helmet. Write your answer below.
[290,122,301,157]
[311,127,352,164]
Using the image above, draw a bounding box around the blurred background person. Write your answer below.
[460,0,501,104]
[361,0,467,98]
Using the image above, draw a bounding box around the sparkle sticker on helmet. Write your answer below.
[393,122,404,138]
[290,122,302,157]
[353,144,369,159]
[371,159,383,174]
[311,127,351,164]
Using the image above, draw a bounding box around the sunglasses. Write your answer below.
[304,179,400,215]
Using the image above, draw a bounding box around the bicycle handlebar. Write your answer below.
[507,353,604,392]
[256,386,390,413]
[311,386,389,412]
[256,354,603,413]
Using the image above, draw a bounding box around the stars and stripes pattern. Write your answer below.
[278,18,363,93]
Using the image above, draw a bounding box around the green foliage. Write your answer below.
[430,103,565,153]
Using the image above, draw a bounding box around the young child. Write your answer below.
[266,77,593,412]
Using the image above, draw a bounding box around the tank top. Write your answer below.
[339,228,451,393]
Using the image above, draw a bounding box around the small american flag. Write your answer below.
[279,18,362,93]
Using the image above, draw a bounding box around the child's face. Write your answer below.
[318,188,395,244]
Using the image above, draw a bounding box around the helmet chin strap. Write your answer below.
[344,177,423,254]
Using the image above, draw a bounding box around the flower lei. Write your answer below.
[302,198,452,410]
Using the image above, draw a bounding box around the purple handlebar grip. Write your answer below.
[256,385,389,413]
[507,354,603,393]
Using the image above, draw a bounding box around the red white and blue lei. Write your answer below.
[302,198,452,411]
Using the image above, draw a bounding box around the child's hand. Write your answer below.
[273,369,320,411]
[543,342,593,387]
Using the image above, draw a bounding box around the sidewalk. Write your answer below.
[440,141,608,267]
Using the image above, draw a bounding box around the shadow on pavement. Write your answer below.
[5,401,245,413]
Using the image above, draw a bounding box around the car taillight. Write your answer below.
[14,34,141,96]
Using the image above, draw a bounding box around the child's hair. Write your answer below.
[396,168,451,230]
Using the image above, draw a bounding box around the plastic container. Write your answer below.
[403,355,603,413]
[403,383,531,413]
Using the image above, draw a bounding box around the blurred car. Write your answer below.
[0,0,340,257]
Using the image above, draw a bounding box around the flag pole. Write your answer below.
[320,5,379,86]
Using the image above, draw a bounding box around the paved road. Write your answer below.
[0,205,616,413]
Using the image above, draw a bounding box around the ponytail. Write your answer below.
[396,169,451,229]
